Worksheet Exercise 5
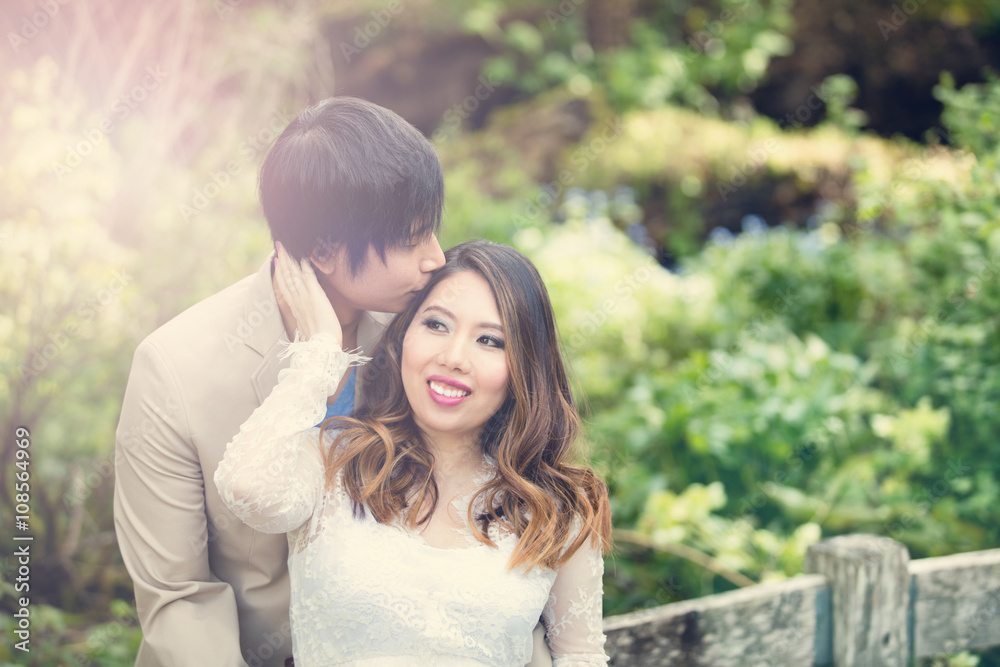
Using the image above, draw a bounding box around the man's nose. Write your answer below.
[419,235,446,273]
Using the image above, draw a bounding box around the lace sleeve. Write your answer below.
[542,534,609,667]
[214,333,367,534]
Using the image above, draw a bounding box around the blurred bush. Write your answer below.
[504,72,1000,617]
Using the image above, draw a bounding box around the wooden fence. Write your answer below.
[602,534,1000,666]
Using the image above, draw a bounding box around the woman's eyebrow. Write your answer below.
[421,304,455,319]
[421,304,503,331]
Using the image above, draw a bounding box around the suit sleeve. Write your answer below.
[113,338,248,667]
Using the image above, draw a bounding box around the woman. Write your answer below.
[216,240,612,666]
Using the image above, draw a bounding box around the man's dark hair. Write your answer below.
[259,97,444,275]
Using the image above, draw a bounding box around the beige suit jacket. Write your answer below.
[114,258,553,667]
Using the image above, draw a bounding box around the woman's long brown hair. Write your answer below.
[320,240,611,572]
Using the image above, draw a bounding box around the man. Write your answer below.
[113,97,446,667]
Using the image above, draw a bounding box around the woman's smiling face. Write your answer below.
[401,270,510,446]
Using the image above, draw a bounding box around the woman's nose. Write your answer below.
[437,336,471,372]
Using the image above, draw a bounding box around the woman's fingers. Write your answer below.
[275,259,305,339]
[299,257,325,292]
[298,257,344,342]
[274,242,342,344]
[275,242,310,335]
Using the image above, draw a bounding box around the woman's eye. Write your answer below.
[479,335,505,349]
[422,318,447,332]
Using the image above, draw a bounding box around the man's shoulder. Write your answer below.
[356,310,393,351]
[139,268,271,361]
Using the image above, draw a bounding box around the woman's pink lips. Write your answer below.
[426,375,472,406]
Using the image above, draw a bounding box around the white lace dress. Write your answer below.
[214,334,608,667]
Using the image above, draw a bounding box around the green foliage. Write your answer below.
[816,73,868,133]
[0,585,141,666]
[935,70,1000,162]
[515,74,1000,623]
[598,0,796,113]
[468,0,796,116]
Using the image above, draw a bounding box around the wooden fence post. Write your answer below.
[805,534,910,667]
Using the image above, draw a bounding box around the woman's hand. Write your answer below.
[274,241,343,346]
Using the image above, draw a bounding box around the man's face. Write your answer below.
[317,234,446,314]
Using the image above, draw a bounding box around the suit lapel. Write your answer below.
[244,256,290,405]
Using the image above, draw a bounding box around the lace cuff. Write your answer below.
[278,331,370,392]
[215,333,368,534]
[543,530,608,665]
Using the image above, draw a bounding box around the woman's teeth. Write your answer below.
[429,381,470,398]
